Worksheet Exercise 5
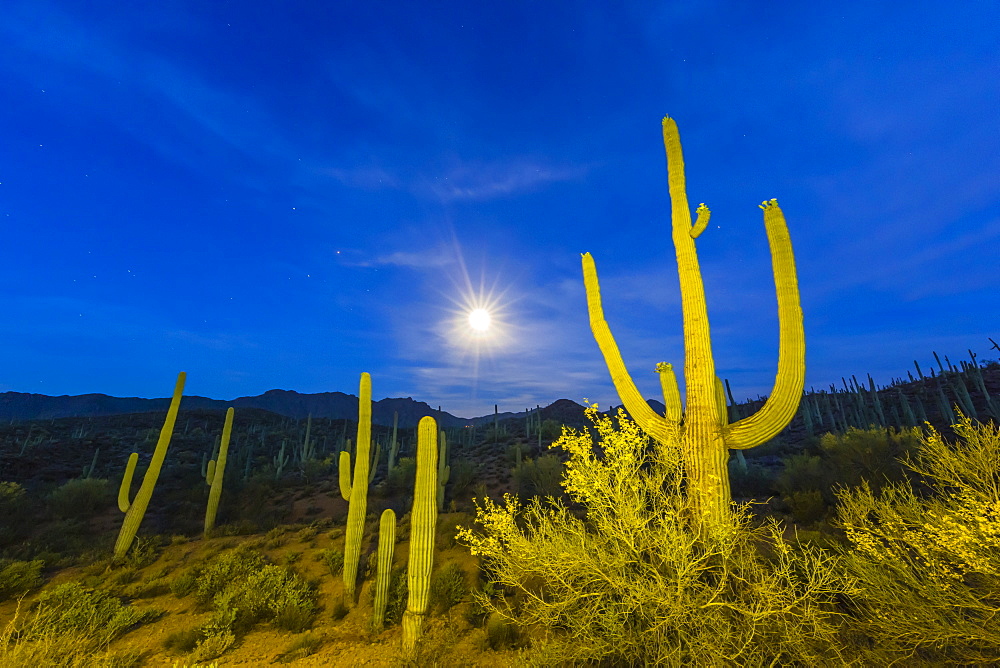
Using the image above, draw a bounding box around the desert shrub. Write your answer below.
[729,459,777,498]
[484,611,523,650]
[15,581,158,652]
[456,408,848,667]
[0,559,44,600]
[194,545,267,606]
[539,419,563,441]
[163,626,203,653]
[385,456,417,495]
[775,453,826,498]
[511,454,564,500]
[447,458,479,500]
[820,426,921,492]
[47,478,112,520]
[430,562,467,614]
[383,564,409,626]
[278,632,323,662]
[206,562,316,635]
[171,568,200,597]
[832,416,1000,664]
[318,548,344,576]
[782,489,828,525]
[0,482,32,550]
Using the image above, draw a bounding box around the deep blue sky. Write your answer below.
[3,2,998,418]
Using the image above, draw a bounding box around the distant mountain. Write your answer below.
[0,388,668,430]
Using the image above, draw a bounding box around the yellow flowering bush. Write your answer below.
[456,407,851,666]
[834,415,1000,664]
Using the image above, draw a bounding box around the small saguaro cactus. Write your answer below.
[402,416,439,657]
[437,430,450,512]
[582,116,805,534]
[115,372,185,559]
[371,508,396,630]
[342,372,374,604]
[204,407,234,537]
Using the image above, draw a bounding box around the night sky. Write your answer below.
[3,2,998,418]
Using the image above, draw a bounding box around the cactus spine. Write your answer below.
[342,373,373,604]
[402,416,438,657]
[204,407,234,537]
[114,371,185,559]
[582,117,805,534]
[371,508,396,630]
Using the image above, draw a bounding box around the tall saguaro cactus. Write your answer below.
[402,416,439,657]
[342,372,373,603]
[115,371,186,559]
[582,116,805,533]
[204,407,234,537]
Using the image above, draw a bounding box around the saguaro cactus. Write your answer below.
[371,508,396,630]
[115,371,185,559]
[204,407,234,537]
[582,116,805,533]
[342,372,373,603]
[402,416,439,657]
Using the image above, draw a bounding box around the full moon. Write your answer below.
[468,308,491,332]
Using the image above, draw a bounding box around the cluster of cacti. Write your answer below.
[402,416,439,657]
[273,440,289,479]
[342,372,373,604]
[371,508,396,629]
[203,407,234,536]
[297,413,315,466]
[583,116,805,533]
[114,371,186,559]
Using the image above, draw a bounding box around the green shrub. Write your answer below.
[729,460,777,498]
[775,453,826,498]
[447,458,479,500]
[171,568,200,598]
[20,581,159,648]
[833,416,1000,665]
[385,456,416,494]
[278,632,323,662]
[205,561,316,635]
[194,545,267,605]
[383,564,408,626]
[782,489,828,525]
[457,408,848,666]
[318,548,344,577]
[511,454,564,500]
[430,562,467,614]
[163,626,203,653]
[484,611,522,650]
[47,478,112,520]
[539,419,563,441]
[0,559,44,600]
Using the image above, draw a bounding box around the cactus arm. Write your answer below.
[339,451,352,501]
[372,508,396,630]
[582,252,672,444]
[343,373,373,603]
[114,371,185,559]
[656,362,683,423]
[118,452,138,512]
[368,437,382,484]
[690,202,712,239]
[204,406,233,536]
[402,416,439,656]
[726,200,805,449]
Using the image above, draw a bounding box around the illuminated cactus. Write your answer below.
[342,373,373,604]
[582,116,805,533]
[371,508,396,630]
[204,407,234,537]
[115,372,185,559]
[402,416,438,657]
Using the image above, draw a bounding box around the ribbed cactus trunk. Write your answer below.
[204,406,234,537]
[114,371,185,559]
[343,373,372,604]
[582,116,805,535]
[371,508,396,630]
[402,416,438,657]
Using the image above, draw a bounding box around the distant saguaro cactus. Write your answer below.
[114,372,185,559]
[342,372,373,603]
[582,116,805,534]
[204,406,234,537]
[402,416,439,657]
